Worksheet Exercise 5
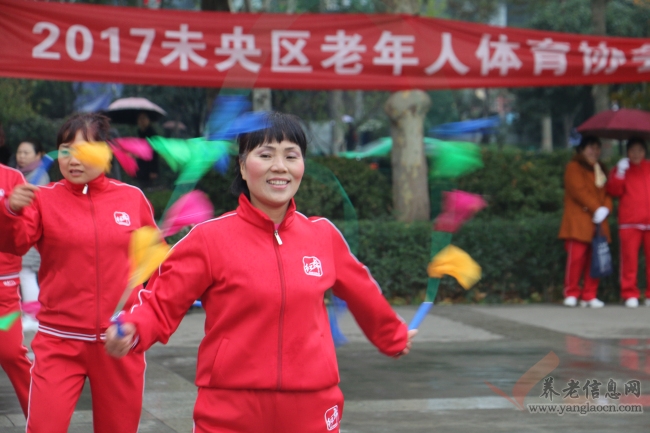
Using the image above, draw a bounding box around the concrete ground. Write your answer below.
[1,304,649,432]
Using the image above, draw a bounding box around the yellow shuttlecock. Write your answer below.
[427,245,481,289]
[114,227,171,315]
[71,141,113,173]
[128,226,171,290]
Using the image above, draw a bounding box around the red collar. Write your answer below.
[236,194,296,230]
[63,174,109,195]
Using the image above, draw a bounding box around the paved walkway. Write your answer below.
[2,304,650,432]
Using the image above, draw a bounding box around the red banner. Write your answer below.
[2,0,650,90]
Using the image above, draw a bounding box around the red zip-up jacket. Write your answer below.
[0,165,26,279]
[0,174,156,341]
[124,194,408,391]
[606,161,650,228]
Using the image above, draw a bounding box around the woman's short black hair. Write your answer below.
[19,139,44,155]
[57,112,111,148]
[626,137,647,154]
[231,112,307,197]
[576,135,602,153]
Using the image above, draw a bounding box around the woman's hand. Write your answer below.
[105,322,137,358]
[395,329,418,358]
[8,184,39,213]
[592,206,609,224]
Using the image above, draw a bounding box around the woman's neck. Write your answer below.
[249,196,289,225]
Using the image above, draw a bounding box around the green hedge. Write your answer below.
[353,214,631,305]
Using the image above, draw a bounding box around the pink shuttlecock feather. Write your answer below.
[434,190,487,233]
[109,143,139,177]
[113,138,153,160]
[160,191,214,237]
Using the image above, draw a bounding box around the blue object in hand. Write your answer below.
[112,315,125,338]
[409,302,433,330]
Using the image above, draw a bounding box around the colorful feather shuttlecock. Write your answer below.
[128,227,171,290]
[0,311,21,331]
[160,191,214,237]
[213,154,230,175]
[109,143,139,177]
[429,141,483,179]
[21,301,40,317]
[209,111,269,141]
[434,190,487,233]
[114,227,171,316]
[205,95,250,139]
[113,138,153,160]
[148,137,231,185]
[427,245,481,290]
[71,141,112,173]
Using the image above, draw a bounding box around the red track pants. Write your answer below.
[619,228,650,300]
[564,240,600,301]
[193,385,344,433]
[26,332,145,433]
[0,276,31,417]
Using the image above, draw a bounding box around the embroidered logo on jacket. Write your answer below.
[3,280,17,287]
[303,256,323,277]
[114,212,131,226]
[324,405,339,431]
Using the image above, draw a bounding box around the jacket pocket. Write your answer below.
[208,337,230,387]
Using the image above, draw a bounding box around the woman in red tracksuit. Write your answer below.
[0,113,157,433]
[106,112,416,433]
[606,137,650,308]
[0,163,32,417]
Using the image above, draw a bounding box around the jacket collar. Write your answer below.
[63,173,109,195]
[572,153,607,173]
[236,194,296,230]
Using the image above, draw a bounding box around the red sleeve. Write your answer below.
[122,225,213,352]
[326,220,408,357]
[139,193,158,229]
[0,179,42,257]
[605,167,625,197]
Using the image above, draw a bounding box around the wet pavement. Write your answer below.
[1,304,649,432]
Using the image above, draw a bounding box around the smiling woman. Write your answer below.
[106,111,417,433]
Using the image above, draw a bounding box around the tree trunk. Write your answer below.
[328,91,345,154]
[251,0,272,111]
[201,0,229,11]
[382,0,429,221]
[202,0,230,117]
[385,91,431,222]
[591,0,611,156]
[541,115,552,152]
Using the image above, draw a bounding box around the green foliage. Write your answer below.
[351,214,625,304]
[296,157,392,220]
[456,147,571,217]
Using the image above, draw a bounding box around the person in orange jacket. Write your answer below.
[105,112,417,433]
[0,113,157,433]
[606,137,650,308]
[559,136,613,308]
[0,163,32,418]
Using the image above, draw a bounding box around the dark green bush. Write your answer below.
[456,148,572,218]
[353,214,628,304]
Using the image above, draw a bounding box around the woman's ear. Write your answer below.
[239,158,247,181]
